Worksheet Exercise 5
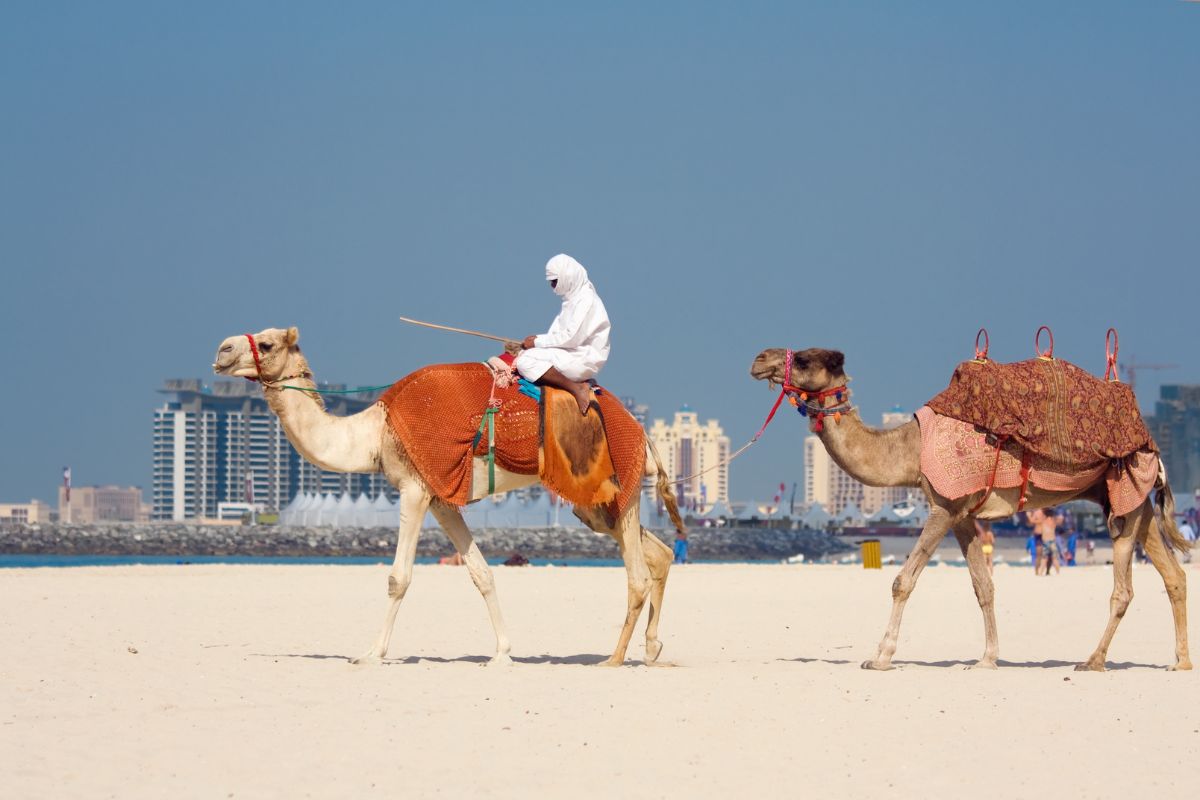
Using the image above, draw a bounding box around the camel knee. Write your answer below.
[1112,587,1133,618]
[628,575,652,601]
[891,574,915,602]
[387,573,411,600]
[466,563,496,595]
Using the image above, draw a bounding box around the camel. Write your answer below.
[213,327,683,666]
[750,347,1191,672]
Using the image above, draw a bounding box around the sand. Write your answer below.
[3,561,1198,799]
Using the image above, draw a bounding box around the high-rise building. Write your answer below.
[1146,385,1200,494]
[805,408,920,516]
[647,406,730,513]
[153,379,394,521]
[58,485,149,523]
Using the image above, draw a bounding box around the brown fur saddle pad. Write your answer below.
[378,363,645,519]
[925,357,1154,471]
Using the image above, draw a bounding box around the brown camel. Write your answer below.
[214,327,683,666]
[750,347,1191,671]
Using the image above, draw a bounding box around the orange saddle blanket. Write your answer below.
[377,363,645,523]
[925,357,1154,471]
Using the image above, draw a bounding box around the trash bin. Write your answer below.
[861,539,881,569]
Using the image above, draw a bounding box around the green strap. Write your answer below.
[280,383,394,395]
[472,407,498,495]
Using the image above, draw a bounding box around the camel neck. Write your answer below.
[260,358,383,474]
[814,409,921,488]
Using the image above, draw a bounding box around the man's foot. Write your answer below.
[572,385,593,415]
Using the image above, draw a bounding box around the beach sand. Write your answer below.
[3,561,1198,798]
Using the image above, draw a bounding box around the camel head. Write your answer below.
[213,327,303,382]
[750,348,847,392]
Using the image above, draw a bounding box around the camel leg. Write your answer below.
[1140,509,1191,671]
[351,485,431,665]
[1077,512,1136,672]
[429,501,513,666]
[582,507,651,666]
[952,519,999,669]
[862,507,954,671]
[640,527,673,664]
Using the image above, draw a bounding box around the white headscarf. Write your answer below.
[528,253,611,379]
[545,253,591,298]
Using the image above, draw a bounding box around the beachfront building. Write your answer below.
[152,379,395,521]
[805,407,920,517]
[647,405,730,513]
[1146,384,1200,494]
[0,499,55,525]
[57,485,149,524]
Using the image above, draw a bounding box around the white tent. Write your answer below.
[372,493,397,528]
[352,493,374,527]
[801,503,832,529]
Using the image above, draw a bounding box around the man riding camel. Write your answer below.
[515,254,610,415]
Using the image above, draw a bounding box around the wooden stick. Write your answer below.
[398,316,519,345]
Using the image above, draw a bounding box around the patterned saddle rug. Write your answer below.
[925,357,1155,471]
[915,407,1158,517]
[377,363,645,523]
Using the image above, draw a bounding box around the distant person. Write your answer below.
[1085,538,1096,564]
[975,519,995,574]
[1029,507,1063,575]
[1026,528,1039,570]
[673,531,689,565]
[1064,530,1079,567]
[1179,518,1195,564]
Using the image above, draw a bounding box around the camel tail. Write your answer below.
[648,439,686,536]
[1155,459,1192,555]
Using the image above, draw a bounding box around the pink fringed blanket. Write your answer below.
[915,406,1157,517]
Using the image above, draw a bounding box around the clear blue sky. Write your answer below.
[2,2,1198,505]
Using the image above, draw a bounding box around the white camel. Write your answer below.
[213,327,682,666]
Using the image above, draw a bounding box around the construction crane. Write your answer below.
[1119,356,1178,396]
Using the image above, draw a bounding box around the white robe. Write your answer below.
[515,254,610,382]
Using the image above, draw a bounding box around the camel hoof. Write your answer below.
[645,639,663,664]
[1168,660,1192,672]
[597,657,625,667]
[860,659,894,671]
[1074,661,1105,672]
[968,660,998,670]
[488,653,513,667]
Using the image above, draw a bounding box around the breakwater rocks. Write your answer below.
[0,523,851,562]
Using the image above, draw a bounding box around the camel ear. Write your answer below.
[823,350,845,374]
[285,327,299,347]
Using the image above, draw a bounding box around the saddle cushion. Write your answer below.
[378,363,645,519]
[925,357,1154,470]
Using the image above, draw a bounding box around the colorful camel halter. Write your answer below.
[779,349,852,433]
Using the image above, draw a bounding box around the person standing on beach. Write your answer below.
[1029,507,1062,575]
[673,530,689,565]
[515,254,611,415]
[1179,517,1195,564]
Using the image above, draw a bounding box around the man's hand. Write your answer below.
[503,340,523,356]
[522,335,537,350]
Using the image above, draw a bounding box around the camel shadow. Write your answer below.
[779,656,1162,670]
[254,652,613,666]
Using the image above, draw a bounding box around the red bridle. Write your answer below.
[244,333,264,382]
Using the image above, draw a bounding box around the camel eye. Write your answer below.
[259,343,273,353]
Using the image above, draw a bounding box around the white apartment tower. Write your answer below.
[647,405,730,513]
[153,379,394,521]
